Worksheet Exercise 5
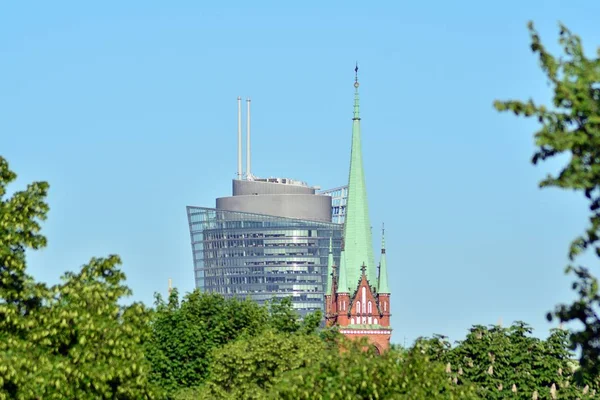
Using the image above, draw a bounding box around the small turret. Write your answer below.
[337,249,348,294]
[378,224,390,294]
[326,236,334,296]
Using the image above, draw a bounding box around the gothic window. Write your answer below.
[362,317,366,324]
[384,301,387,312]
[356,301,361,314]
[351,317,355,324]
[374,318,378,324]
[368,316,372,324]
[368,301,372,314]
[362,287,366,308]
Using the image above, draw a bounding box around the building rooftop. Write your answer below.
[237,176,318,189]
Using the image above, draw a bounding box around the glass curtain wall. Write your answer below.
[187,206,343,316]
[320,186,348,224]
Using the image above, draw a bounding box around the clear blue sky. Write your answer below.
[2,1,599,345]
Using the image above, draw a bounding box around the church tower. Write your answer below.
[325,66,392,353]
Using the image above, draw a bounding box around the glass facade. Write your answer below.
[187,206,343,316]
[320,186,348,224]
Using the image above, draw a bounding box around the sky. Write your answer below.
[2,0,599,346]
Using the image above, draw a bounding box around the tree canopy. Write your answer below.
[419,323,595,399]
[0,157,158,399]
[495,22,600,376]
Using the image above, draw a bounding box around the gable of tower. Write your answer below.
[348,268,381,326]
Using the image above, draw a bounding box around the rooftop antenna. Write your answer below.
[237,97,242,180]
[246,98,252,180]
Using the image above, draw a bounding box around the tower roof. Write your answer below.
[378,225,390,294]
[341,65,376,292]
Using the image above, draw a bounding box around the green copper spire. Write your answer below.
[342,64,376,292]
[378,224,390,294]
[326,236,334,295]
[336,250,348,294]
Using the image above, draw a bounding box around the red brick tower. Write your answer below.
[324,66,392,353]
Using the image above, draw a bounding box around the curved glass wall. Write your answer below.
[187,206,342,316]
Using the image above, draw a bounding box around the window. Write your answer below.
[384,301,387,312]
[351,317,355,324]
[356,301,361,314]
[368,301,372,314]
[374,318,378,325]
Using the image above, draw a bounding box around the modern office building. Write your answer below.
[186,97,343,316]
[320,185,348,224]
[187,206,342,315]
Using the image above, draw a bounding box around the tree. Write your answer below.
[267,297,322,335]
[270,338,479,400]
[419,323,593,399]
[201,329,327,400]
[494,22,600,377]
[146,292,325,398]
[145,290,269,397]
[0,156,158,399]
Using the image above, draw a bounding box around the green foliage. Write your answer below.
[146,293,345,399]
[202,329,327,400]
[494,22,600,376]
[419,323,595,399]
[146,289,269,396]
[271,339,479,400]
[0,156,48,322]
[0,156,158,399]
[145,292,324,398]
[267,296,322,335]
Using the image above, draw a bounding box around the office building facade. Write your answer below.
[320,185,348,224]
[187,206,342,315]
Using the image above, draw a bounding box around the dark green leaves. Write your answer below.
[419,323,593,399]
[495,22,600,377]
[146,291,270,396]
[0,157,158,399]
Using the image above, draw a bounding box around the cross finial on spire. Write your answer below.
[381,223,386,254]
[352,64,360,119]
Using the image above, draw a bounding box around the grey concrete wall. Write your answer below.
[232,179,315,196]
[216,194,332,222]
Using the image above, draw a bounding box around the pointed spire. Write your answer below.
[343,64,376,288]
[337,249,349,294]
[326,236,334,295]
[378,224,390,294]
